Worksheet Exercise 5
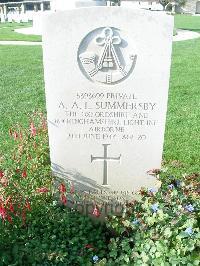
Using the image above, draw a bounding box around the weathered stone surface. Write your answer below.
[42,7,173,207]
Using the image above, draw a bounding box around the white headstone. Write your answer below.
[43,7,173,213]
[21,14,29,23]
[33,11,50,35]
[33,12,42,33]
[7,14,13,23]
[26,10,35,21]
[0,14,6,23]
[120,2,139,9]
[13,12,21,23]
[196,1,200,14]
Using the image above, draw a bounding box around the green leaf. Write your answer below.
[164,227,172,238]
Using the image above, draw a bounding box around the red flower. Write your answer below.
[9,203,14,213]
[59,183,66,193]
[42,119,47,130]
[92,205,100,217]
[36,187,49,193]
[16,168,20,174]
[5,196,11,206]
[70,183,75,194]
[22,210,26,224]
[25,199,31,211]
[60,194,67,205]
[13,131,18,140]
[22,170,27,178]
[0,170,4,178]
[19,131,23,140]
[0,205,6,220]
[85,244,95,249]
[30,122,36,137]
[6,214,12,223]
[0,177,8,187]
[9,128,12,137]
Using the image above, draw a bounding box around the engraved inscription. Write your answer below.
[54,91,157,142]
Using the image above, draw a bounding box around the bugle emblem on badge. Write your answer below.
[78,27,137,85]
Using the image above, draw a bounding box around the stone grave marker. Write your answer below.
[21,14,29,23]
[42,6,174,215]
[0,14,5,23]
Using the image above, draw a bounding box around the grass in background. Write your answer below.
[0,45,45,152]
[163,15,200,174]
[163,37,200,175]
[175,14,200,32]
[0,22,42,41]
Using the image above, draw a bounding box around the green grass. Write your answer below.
[0,15,200,176]
[162,16,200,175]
[0,22,42,41]
[163,38,200,174]
[174,14,200,32]
[0,45,45,152]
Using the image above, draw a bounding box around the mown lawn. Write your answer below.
[0,45,45,153]
[163,37,200,175]
[0,22,42,41]
[175,14,200,32]
[0,15,200,175]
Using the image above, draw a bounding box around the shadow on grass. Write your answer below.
[178,28,200,33]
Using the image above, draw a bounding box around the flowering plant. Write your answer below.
[103,172,200,265]
[0,112,52,226]
[0,113,108,265]
[1,113,199,265]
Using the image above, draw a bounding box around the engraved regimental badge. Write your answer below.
[78,27,137,85]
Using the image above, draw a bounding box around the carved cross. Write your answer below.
[91,144,121,186]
